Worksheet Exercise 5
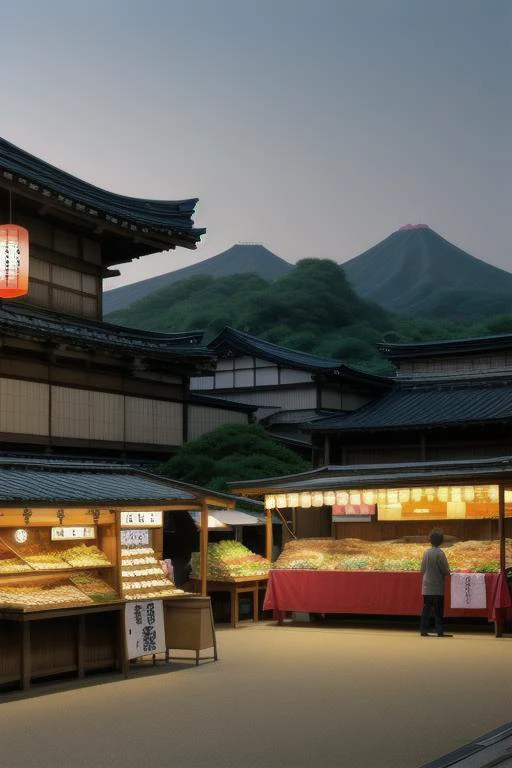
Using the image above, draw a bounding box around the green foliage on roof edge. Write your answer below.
[158,423,308,493]
[107,259,512,373]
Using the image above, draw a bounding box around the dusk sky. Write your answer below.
[3,0,510,288]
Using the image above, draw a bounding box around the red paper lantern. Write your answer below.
[0,224,29,298]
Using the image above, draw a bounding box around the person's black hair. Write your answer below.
[429,528,444,547]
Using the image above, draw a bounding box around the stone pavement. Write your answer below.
[0,619,511,768]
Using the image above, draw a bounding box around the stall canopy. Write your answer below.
[189,509,266,530]
[229,455,512,567]
[0,457,263,596]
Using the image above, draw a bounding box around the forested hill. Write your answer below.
[105,258,512,373]
[103,243,292,314]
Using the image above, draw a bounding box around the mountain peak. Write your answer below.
[397,223,430,231]
[104,243,292,315]
[343,227,512,318]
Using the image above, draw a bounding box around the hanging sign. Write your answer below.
[120,529,150,547]
[450,573,487,609]
[51,526,95,541]
[120,511,162,528]
[125,599,165,659]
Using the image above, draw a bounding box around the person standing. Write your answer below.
[420,528,452,637]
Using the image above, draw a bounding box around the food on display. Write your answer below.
[68,571,119,602]
[22,551,70,570]
[61,544,112,567]
[121,546,184,599]
[190,540,271,579]
[273,537,512,573]
[0,539,113,571]
[0,581,93,609]
[0,557,32,573]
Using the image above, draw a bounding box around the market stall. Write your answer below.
[0,506,126,689]
[229,456,512,635]
[188,539,271,626]
[0,460,260,689]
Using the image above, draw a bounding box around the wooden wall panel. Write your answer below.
[188,405,247,440]
[52,287,83,315]
[125,396,183,446]
[29,257,51,281]
[88,391,124,441]
[51,386,90,438]
[52,265,82,291]
[0,378,49,435]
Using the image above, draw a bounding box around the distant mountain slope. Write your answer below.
[342,225,512,318]
[104,243,292,315]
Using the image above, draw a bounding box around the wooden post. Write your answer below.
[200,500,208,596]
[265,508,273,561]
[499,483,505,573]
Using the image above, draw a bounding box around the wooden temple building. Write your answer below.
[308,334,512,466]
[0,137,251,464]
[190,325,391,459]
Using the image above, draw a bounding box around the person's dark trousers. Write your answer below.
[420,595,444,634]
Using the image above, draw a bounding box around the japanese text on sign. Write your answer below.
[120,529,150,547]
[125,600,165,659]
[120,511,162,528]
[51,526,95,541]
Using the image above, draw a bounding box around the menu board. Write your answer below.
[125,599,165,658]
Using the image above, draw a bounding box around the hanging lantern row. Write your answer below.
[264,485,509,510]
[0,224,29,298]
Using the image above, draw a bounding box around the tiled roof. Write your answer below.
[229,455,512,495]
[0,136,205,258]
[378,333,512,360]
[307,382,512,432]
[208,327,390,384]
[0,303,216,364]
[0,460,198,505]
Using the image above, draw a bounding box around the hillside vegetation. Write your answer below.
[106,259,512,373]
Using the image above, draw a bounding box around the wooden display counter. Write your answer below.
[189,575,268,627]
[0,601,127,690]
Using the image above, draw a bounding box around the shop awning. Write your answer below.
[189,509,266,530]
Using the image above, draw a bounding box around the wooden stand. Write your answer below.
[163,596,217,665]
[0,602,127,690]
[189,576,268,628]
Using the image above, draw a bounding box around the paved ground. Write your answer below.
[0,619,511,768]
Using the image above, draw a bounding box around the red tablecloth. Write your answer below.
[264,570,503,621]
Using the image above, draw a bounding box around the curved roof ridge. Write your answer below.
[0,302,215,360]
[209,326,390,383]
[0,136,205,247]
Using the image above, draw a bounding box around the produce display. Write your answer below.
[273,537,512,573]
[190,540,271,579]
[121,546,184,599]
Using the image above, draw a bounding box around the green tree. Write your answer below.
[159,424,308,493]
